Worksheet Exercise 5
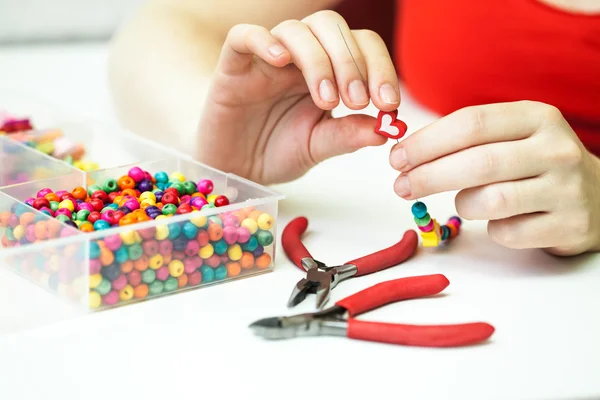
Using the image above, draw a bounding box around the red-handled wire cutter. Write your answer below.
[249,274,495,347]
[282,216,418,309]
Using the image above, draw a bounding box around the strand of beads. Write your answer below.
[411,201,461,247]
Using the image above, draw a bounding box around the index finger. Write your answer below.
[389,101,553,172]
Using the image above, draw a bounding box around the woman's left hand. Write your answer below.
[389,101,600,256]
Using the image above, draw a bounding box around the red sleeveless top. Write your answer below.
[337,0,600,155]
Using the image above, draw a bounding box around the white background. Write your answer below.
[0,44,599,400]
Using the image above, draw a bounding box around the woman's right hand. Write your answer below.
[195,10,401,185]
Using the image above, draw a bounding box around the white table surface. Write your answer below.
[0,43,599,400]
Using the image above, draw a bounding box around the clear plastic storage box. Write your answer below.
[0,91,284,333]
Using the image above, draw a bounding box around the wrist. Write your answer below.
[588,152,600,253]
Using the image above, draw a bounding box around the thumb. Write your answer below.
[309,113,388,164]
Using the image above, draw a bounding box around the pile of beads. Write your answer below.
[411,201,461,247]
[0,167,276,309]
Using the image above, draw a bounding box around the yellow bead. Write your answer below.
[257,213,274,230]
[12,225,25,241]
[71,277,85,297]
[140,199,156,208]
[420,220,441,247]
[74,220,82,227]
[134,231,143,244]
[170,172,185,182]
[191,193,206,199]
[228,244,243,261]
[168,260,184,277]
[190,212,207,228]
[58,199,75,212]
[139,192,156,202]
[241,218,258,234]
[89,273,102,288]
[89,290,102,309]
[119,285,134,301]
[120,230,137,245]
[49,254,60,272]
[155,215,167,221]
[155,224,169,240]
[149,254,164,270]
[207,194,218,204]
[199,243,214,259]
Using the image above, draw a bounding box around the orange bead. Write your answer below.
[177,274,188,288]
[248,210,263,221]
[34,221,48,240]
[208,223,223,241]
[162,253,172,265]
[226,262,241,277]
[71,187,87,201]
[79,222,94,232]
[99,248,115,266]
[121,189,137,198]
[133,255,149,271]
[119,215,137,226]
[44,192,60,203]
[134,284,149,299]
[0,212,11,227]
[256,253,271,269]
[117,176,136,190]
[47,220,62,238]
[240,252,255,269]
[447,224,458,238]
[1,235,11,248]
[121,260,134,274]
[19,212,35,226]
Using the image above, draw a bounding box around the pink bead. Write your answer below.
[37,188,53,198]
[220,255,230,264]
[418,220,434,232]
[190,197,208,209]
[185,240,199,257]
[237,227,250,244]
[101,210,116,225]
[104,234,122,252]
[58,268,70,283]
[60,228,78,238]
[192,255,203,268]
[25,225,36,242]
[159,240,173,256]
[8,214,18,228]
[89,259,102,274]
[102,291,119,305]
[223,226,239,244]
[78,202,94,212]
[156,266,169,281]
[55,208,72,219]
[124,199,140,211]
[24,197,35,206]
[128,167,145,183]
[223,215,239,227]
[55,190,68,198]
[180,195,191,204]
[112,274,128,291]
[184,258,197,274]
[197,179,213,195]
[447,220,460,231]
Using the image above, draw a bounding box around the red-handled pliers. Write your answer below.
[282,216,418,309]
[249,274,495,347]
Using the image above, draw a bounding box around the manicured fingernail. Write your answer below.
[319,79,337,103]
[268,45,286,58]
[379,83,399,104]
[394,175,411,198]
[348,80,369,105]
[390,147,408,170]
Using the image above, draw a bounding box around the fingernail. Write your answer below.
[348,80,369,105]
[379,83,399,104]
[390,147,408,170]
[268,45,286,58]
[319,79,337,103]
[394,175,411,198]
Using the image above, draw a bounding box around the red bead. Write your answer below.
[214,195,229,207]
[188,270,202,286]
[173,250,186,260]
[206,254,221,268]
[162,192,179,205]
[138,227,156,240]
[89,198,104,212]
[142,240,159,257]
[127,270,142,287]
[60,193,75,201]
[197,230,209,247]
[113,211,125,223]
[32,198,50,210]
[108,192,120,203]
[91,190,109,204]
[176,203,193,214]
[88,211,102,224]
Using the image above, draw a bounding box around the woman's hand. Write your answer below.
[389,101,600,256]
[196,10,400,184]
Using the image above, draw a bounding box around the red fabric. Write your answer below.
[394,0,600,155]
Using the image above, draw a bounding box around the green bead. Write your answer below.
[102,179,118,193]
[149,280,164,295]
[128,244,143,261]
[200,265,215,283]
[76,210,90,221]
[441,226,450,240]
[201,203,215,210]
[96,278,112,296]
[208,216,222,226]
[183,181,196,195]
[257,230,274,247]
[214,265,227,281]
[5,227,15,241]
[162,204,177,215]
[213,239,228,255]
[414,213,431,226]
[87,184,102,196]
[164,277,178,292]
[170,182,185,196]
[241,236,258,252]
[56,214,70,223]
[142,269,156,284]
[49,201,60,212]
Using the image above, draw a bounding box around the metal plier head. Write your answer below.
[281,217,419,310]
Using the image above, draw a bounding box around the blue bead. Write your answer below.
[93,220,111,231]
[172,236,188,251]
[167,223,182,240]
[241,236,258,252]
[14,203,29,217]
[115,246,129,263]
[214,265,228,280]
[441,226,450,240]
[252,244,264,257]
[102,264,121,281]
[155,171,169,183]
[411,202,428,219]
[200,265,215,283]
[213,239,228,255]
[182,222,198,239]
[89,242,101,259]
